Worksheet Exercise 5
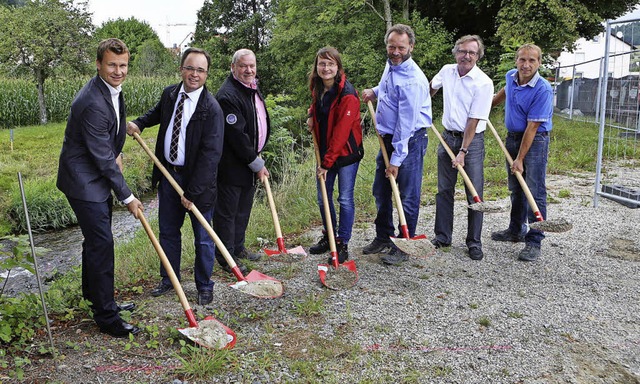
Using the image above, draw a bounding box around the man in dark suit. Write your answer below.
[57,38,143,338]
[127,48,224,306]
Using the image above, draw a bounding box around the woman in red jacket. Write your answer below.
[307,47,364,264]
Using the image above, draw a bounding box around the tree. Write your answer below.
[93,17,160,65]
[133,39,179,77]
[193,0,276,92]
[0,0,93,124]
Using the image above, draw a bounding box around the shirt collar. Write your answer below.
[510,70,540,87]
[387,57,415,72]
[455,64,480,79]
[178,84,204,101]
[99,77,121,96]
[232,72,258,90]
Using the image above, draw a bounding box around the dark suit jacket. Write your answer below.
[57,76,131,203]
[132,83,224,210]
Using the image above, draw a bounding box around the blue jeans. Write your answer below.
[434,131,485,248]
[316,161,359,243]
[372,128,428,240]
[505,132,549,247]
[158,169,215,292]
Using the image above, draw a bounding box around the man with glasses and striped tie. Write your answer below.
[127,47,224,306]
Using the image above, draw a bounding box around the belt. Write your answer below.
[380,127,427,139]
[170,165,184,173]
[508,131,548,137]
[445,130,464,138]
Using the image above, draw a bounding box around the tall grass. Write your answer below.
[0,76,176,128]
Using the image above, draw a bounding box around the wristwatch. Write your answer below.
[459,147,468,155]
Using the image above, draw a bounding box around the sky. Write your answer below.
[84,0,205,48]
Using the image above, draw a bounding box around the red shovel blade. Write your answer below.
[264,245,307,262]
[318,260,358,290]
[178,316,236,349]
[229,270,284,298]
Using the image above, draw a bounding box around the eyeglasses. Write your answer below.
[456,50,478,57]
[181,66,208,74]
[317,62,337,68]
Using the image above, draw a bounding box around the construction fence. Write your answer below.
[553,18,640,208]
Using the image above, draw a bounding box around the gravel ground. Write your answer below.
[11,171,640,383]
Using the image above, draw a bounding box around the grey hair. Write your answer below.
[452,35,485,60]
[384,24,416,45]
[232,49,255,64]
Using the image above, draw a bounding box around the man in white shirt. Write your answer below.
[430,35,494,261]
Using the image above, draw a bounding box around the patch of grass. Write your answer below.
[469,302,479,309]
[173,342,238,380]
[476,316,491,327]
[291,293,326,317]
[508,312,524,319]
[558,189,571,198]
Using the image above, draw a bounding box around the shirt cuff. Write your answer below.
[122,194,135,204]
[248,156,265,173]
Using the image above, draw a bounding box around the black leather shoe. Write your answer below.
[491,229,525,243]
[99,319,141,338]
[151,282,173,297]
[236,248,262,261]
[117,302,136,312]
[431,239,451,249]
[197,290,213,305]
[468,247,484,261]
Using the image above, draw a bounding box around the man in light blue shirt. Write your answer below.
[362,23,432,265]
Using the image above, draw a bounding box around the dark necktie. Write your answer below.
[169,92,187,162]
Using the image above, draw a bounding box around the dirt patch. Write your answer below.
[606,237,640,262]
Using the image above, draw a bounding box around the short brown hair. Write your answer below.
[97,38,129,62]
[516,44,542,62]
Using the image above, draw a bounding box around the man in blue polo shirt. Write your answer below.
[361,23,431,265]
[491,43,553,262]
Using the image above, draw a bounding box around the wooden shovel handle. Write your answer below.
[430,125,482,203]
[137,209,198,328]
[311,130,339,265]
[261,176,284,242]
[132,132,246,281]
[486,120,544,221]
[367,101,410,237]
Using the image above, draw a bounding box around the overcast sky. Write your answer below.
[85,0,205,48]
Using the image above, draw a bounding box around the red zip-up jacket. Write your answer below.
[310,75,363,170]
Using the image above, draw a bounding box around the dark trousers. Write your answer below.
[158,169,215,292]
[434,131,485,249]
[214,182,256,266]
[67,196,119,328]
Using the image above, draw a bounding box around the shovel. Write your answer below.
[137,209,236,349]
[261,175,307,261]
[311,131,358,289]
[486,120,572,233]
[430,125,507,213]
[132,132,284,298]
[367,101,433,257]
